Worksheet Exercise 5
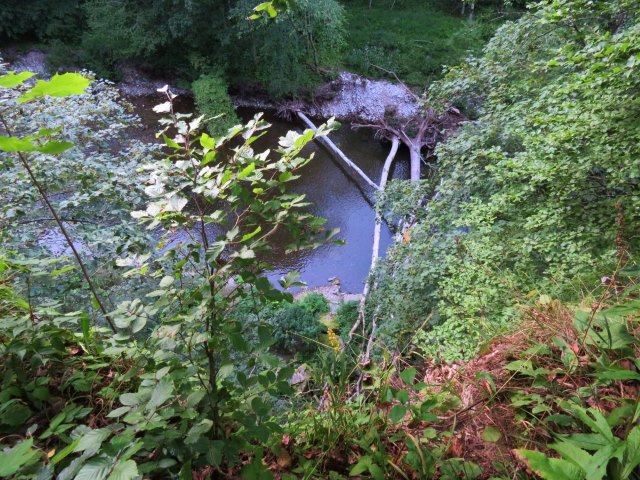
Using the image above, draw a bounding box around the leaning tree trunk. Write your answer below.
[297,111,380,192]
[408,143,421,182]
[349,136,400,343]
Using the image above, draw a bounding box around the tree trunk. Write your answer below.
[349,136,399,342]
[409,143,421,182]
[371,136,399,263]
[297,112,380,191]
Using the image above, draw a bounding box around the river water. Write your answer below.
[132,98,410,293]
[5,48,410,293]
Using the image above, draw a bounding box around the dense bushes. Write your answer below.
[264,293,330,354]
[6,0,346,97]
[0,0,84,42]
[342,1,503,86]
[0,0,509,95]
[192,74,239,135]
[370,0,640,362]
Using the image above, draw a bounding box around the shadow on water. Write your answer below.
[129,97,410,293]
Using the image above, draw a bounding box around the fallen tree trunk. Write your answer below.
[371,135,399,264]
[297,112,380,191]
[349,135,400,344]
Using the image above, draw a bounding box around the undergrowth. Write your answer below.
[342,0,505,87]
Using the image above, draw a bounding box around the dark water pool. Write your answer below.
[131,98,409,292]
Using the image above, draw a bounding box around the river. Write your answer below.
[132,96,409,293]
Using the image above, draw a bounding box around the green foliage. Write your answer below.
[0,0,84,42]
[372,0,640,361]
[0,66,155,316]
[342,0,504,86]
[264,292,330,353]
[282,348,465,478]
[504,285,640,480]
[0,68,341,477]
[229,0,346,97]
[2,0,640,476]
[78,0,346,95]
[2,0,503,94]
[335,300,359,338]
[79,0,237,79]
[192,74,240,136]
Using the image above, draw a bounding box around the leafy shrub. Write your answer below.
[192,74,239,136]
[371,0,640,361]
[0,0,83,42]
[227,0,345,98]
[344,45,397,77]
[266,293,330,354]
[335,300,359,338]
[0,69,339,477]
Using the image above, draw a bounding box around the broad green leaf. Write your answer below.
[163,134,181,149]
[18,73,91,103]
[179,461,193,480]
[0,135,36,152]
[238,162,256,179]
[200,133,216,150]
[592,366,640,382]
[0,135,73,154]
[349,455,372,476]
[0,71,35,88]
[585,443,624,480]
[550,441,592,470]
[74,428,110,455]
[107,407,130,418]
[622,426,640,478]
[75,457,112,480]
[186,390,206,408]
[146,377,173,411]
[241,226,262,242]
[399,367,417,384]
[185,419,213,444]
[481,427,502,443]
[37,140,74,154]
[0,439,38,476]
[564,404,614,442]
[51,438,80,465]
[389,404,407,423]
[368,463,385,480]
[395,389,409,403]
[562,433,610,451]
[515,449,585,480]
[107,460,138,480]
[119,393,140,407]
[52,265,75,276]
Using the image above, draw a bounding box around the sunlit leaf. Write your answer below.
[0,71,35,88]
[18,73,91,103]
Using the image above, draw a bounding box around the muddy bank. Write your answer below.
[117,64,190,97]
